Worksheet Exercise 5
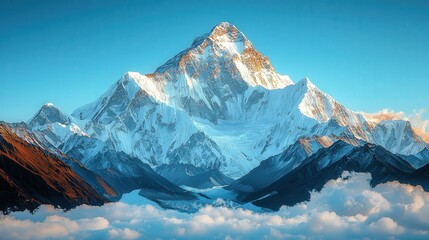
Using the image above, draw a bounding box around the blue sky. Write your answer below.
[0,0,428,122]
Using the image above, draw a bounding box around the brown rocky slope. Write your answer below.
[0,124,108,212]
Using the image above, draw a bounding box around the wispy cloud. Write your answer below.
[1,172,429,239]
[363,108,429,143]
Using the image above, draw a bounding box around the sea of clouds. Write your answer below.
[1,171,429,239]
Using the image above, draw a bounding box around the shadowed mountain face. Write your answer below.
[156,163,234,189]
[0,124,108,212]
[401,147,429,169]
[228,139,323,193]
[232,141,429,211]
[88,150,196,200]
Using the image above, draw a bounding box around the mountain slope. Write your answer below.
[228,137,332,192]
[6,122,119,200]
[88,151,194,195]
[401,147,429,169]
[0,124,108,212]
[156,163,233,189]
[237,141,428,211]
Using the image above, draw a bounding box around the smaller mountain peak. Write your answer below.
[43,103,55,108]
[28,103,70,128]
[37,102,63,114]
[40,103,62,111]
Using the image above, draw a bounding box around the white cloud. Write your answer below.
[109,228,140,240]
[78,217,109,231]
[369,217,405,235]
[1,172,429,239]
[0,215,109,239]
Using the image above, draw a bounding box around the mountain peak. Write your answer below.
[297,77,316,89]
[189,22,251,51]
[155,22,292,89]
[43,102,56,108]
[122,71,140,80]
[190,22,247,45]
[39,102,63,112]
[28,103,70,128]
[209,22,245,39]
[213,21,235,29]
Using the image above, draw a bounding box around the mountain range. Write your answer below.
[1,22,428,212]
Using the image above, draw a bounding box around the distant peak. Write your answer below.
[28,103,70,128]
[43,103,56,108]
[37,103,65,116]
[39,102,63,112]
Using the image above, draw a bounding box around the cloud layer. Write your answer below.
[1,172,429,239]
[363,108,429,143]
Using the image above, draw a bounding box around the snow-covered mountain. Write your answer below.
[22,22,428,181]
[27,103,87,149]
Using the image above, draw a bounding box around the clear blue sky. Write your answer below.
[1,0,428,122]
